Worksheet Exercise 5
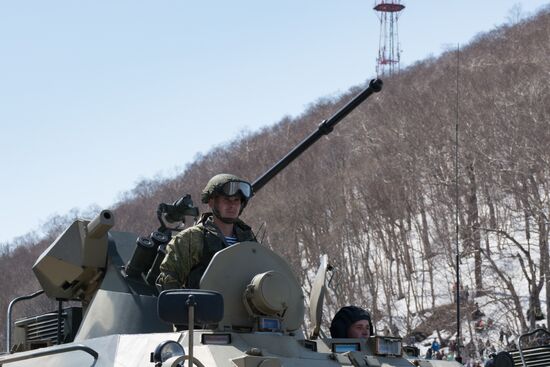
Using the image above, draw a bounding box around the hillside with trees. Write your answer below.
[1,7,549,362]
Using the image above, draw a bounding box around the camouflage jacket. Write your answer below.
[157,213,256,289]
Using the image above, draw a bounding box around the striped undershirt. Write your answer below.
[225,235,238,246]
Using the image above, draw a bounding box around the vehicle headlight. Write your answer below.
[151,340,185,363]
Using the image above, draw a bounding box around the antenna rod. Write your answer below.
[455,44,462,364]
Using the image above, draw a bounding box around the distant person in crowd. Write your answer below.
[475,319,485,332]
[431,338,441,352]
[157,173,256,289]
[472,302,484,320]
[477,338,486,357]
[463,285,470,303]
[452,282,466,303]
[449,339,457,353]
[426,347,433,359]
[330,306,373,339]
[390,323,400,337]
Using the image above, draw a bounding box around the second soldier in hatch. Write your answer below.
[330,306,374,339]
[157,173,256,289]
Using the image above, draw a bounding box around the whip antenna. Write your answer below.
[455,43,462,363]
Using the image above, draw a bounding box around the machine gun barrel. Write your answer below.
[251,78,383,193]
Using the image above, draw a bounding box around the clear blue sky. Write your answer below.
[1,1,548,245]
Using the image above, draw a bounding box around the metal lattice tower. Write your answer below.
[374,0,405,76]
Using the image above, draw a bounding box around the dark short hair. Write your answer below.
[330,306,373,338]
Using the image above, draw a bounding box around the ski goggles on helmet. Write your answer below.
[221,181,252,199]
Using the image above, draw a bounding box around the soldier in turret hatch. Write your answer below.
[157,173,256,289]
[330,306,374,339]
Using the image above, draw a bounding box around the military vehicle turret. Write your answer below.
[2,79,478,366]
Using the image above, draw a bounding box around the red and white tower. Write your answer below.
[374,1,405,76]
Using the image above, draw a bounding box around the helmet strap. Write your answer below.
[212,206,238,224]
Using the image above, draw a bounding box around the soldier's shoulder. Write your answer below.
[172,223,205,239]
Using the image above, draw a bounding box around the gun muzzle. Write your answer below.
[87,210,114,239]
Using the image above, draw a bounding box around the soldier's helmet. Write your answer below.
[330,306,374,338]
[201,174,253,208]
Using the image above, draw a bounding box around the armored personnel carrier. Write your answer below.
[2,80,471,367]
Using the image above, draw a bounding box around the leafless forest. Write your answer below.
[1,8,549,353]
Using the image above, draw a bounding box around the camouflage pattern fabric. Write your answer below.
[157,213,255,289]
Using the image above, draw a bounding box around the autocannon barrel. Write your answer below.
[251,78,382,193]
[86,210,114,239]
